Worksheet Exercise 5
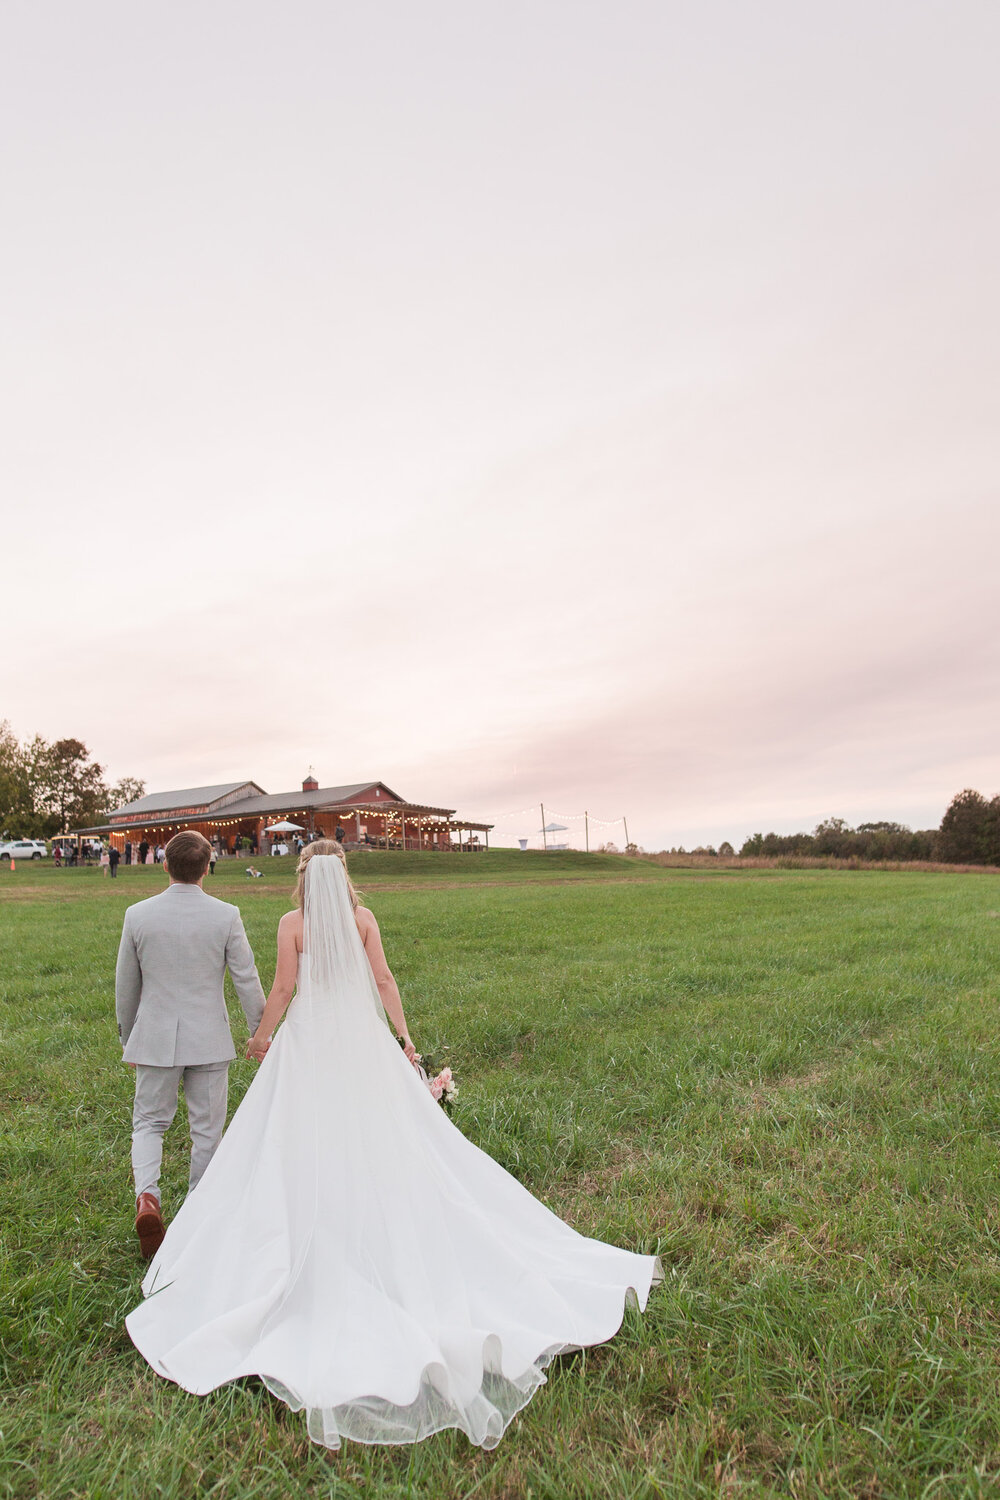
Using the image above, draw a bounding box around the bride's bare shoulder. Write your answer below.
[354,904,376,935]
[275,906,302,954]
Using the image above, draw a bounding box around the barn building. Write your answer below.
[73,775,493,852]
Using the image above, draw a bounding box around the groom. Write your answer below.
[115,830,266,1258]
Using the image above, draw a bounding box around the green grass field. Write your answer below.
[2,851,1000,1498]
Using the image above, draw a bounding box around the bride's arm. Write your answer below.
[358,908,417,1061]
[247,912,299,1059]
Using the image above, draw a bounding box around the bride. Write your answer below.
[126,842,661,1451]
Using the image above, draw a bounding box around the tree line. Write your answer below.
[0,721,145,838]
[738,791,1000,865]
[3,718,997,866]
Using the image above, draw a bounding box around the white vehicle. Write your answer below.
[0,838,48,860]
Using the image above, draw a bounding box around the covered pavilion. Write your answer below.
[72,774,493,853]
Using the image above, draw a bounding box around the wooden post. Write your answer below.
[485,826,489,850]
[623,816,630,852]
[540,803,547,851]
[585,810,589,853]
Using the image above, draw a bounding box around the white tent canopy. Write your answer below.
[265,820,304,833]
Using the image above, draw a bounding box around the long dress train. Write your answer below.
[126,858,661,1450]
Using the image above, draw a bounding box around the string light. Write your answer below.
[490,809,626,830]
[487,805,625,829]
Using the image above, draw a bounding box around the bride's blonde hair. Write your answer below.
[294,840,361,911]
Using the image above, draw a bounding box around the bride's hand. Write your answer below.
[402,1036,418,1064]
[246,1034,270,1062]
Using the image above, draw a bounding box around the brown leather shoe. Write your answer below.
[135,1192,165,1260]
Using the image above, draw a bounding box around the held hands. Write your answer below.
[246,1032,271,1063]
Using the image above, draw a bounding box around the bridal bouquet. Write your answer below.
[400,1039,458,1112]
[427,1064,457,1108]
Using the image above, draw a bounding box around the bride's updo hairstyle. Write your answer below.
[295,839,360,912]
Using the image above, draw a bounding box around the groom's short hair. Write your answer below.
[165,831,212,883]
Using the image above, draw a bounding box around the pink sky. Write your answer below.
[2,2,997,850]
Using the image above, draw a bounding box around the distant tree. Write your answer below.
[861,822,936,861]
[0,725,147,838]
[41,739,109,833]
[814,817,851,836]
[812,817,855,858]
[718,841,735,857]
[985,799,1000,867]
[0,720,26,836]
[751,830,815,856]
[0,729,60,838]
[936,789,1000,865]
[107,776,146,812]
[21,735,61,836]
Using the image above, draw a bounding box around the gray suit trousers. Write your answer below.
[132,1063,228,1198]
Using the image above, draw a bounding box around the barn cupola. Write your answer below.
[302,772,319,792]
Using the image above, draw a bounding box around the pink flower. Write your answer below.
[437,1067,453,1086]
[429,1076,445,1101]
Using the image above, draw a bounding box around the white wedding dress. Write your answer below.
[126,857,661,1451]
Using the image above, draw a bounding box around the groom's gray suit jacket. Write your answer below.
[115,883,266,1066]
